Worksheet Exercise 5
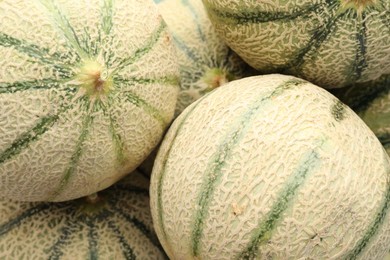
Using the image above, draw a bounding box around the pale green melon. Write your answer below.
[0,0,179,202]
[154,0,250,116]
[203,0,390,88]
[0,170,167,259]
[150,74,390,259]
[332,74,390,154]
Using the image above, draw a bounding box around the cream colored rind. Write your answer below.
[0,0,179,201]
[332,74,390,154]
[155,0,249,116]
[150,74,390,259]
[0,170,167,260]
[203,0,390,88]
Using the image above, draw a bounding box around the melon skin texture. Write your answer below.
[332,74,390,154]
[0,0,179,201]
[0,170,167,260]
[202,0,390,88]
[154,0,250,116]
[150,74,390,259]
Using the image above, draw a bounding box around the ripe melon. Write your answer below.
[0,170,167,259]
[203,0,390,88]
[150,74,390,259]
[0,0,179,201]
[154,0,249,116]
[332,74,390,154]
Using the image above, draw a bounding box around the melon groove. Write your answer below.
[0,0,179,202]
[150,74,390,259]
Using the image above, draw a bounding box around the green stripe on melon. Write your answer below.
[154,0,251,116]
[150,74,390,259]
[0,170,167,259]
[332,74,390,154]
[0,0,179,202]
[202,0,390,88]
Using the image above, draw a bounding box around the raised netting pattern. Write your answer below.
[203,0,390,88]
[0,0,179,201]
[0,171,167,259]
[150,74,390,259]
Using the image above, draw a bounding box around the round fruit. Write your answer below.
[333,74,390,154]
[203,0,390,88]
[0,0,179,201]
[150,74,390,259]
[0,170,167,259]
[154,0,249,116]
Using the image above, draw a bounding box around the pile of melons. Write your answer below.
[0,0,389,259]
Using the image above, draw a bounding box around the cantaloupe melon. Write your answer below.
[154,0,249,116]
[385,251,390,260]
[0,0,179,202]
[150,74,390,259]
[332,74,390,154]
[0,170,167,259]
[203,0,390,88]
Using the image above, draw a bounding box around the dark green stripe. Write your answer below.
[349,13,368,82]
[172,34,205,67]
[190,79,305,256]
[237,142,324,259]
[49,111,94,200]
[101,98,126,165]
[113,206,164,250]
[80,27,100,58]
[0,31,73,73]
[331,99,347,122]
[92,0,114,62]
[48,219,82,260]
[108,112,126,165]
[86,219,99,260]
[122,91,168,128]
[181,0,206,41]
[114,75,179,88]
[39,0,89,58]
[0,78,71,94]
[156,93,212,245]
[282,4,345,74]
[113,20,167,73]
[343,151,390,259]
[101,0,114,35]
[0,113,64,164]
[204,2,323,25]
[107,220,137,260]
[0,204,51,236]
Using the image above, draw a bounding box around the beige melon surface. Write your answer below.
[332,74,390,154]
[150,74,390,259]
[203,0,390,88]
[0,0,179,201]
[0,170,167,260]
[154,0,250,116]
